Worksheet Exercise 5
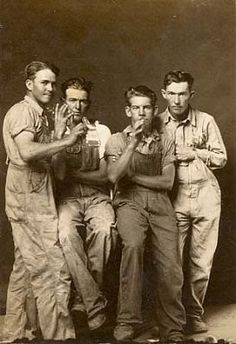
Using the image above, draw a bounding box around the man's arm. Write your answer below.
[14,123,85,163]
[129,163,175,191]
[107,120,144,184]
[176,117,227,169]
[67,158,109,185]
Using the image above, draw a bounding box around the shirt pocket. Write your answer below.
[29,164,47,192]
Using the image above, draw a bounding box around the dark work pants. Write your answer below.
[115,189,186,339]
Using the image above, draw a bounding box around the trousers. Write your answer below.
[173,180,221,319]
[58,194,116,319]
[114,189,185,339]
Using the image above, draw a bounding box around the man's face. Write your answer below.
[161,81,194,119]
[26,69,56,105]
[126,96,158,130]
[64,88,89,123]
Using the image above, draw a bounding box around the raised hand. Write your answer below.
[66,122,86,146]
[130,119,144,147]
[54,103,73,140]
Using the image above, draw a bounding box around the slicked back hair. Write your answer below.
[24,61,60,81]
[61,77,93,99]
[125,85,157,107]
[163,70,194,90]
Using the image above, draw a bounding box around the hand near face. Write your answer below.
[130,119,144,147]
[54,103,73,140]
[176,145,196,162]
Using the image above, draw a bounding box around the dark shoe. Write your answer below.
[185,317,208,334]
[114,323,134,342]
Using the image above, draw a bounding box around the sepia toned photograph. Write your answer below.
[0,1,235,343]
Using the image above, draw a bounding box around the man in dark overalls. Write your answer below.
[105,85,185,342]
[3,61,85,341]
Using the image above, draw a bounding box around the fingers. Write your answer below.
[72,122,86,136]
[54,103,69,122]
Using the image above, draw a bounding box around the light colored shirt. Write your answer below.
[105,125,176,169]
[3,95,49,166]
[158,107,227,184]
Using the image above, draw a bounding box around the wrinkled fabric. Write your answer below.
[105,131,185,339]
[57,122,116,319]
[3,96,75,340]
[159,107,226,320]
[174,180,221,319]
[58,195,116,318]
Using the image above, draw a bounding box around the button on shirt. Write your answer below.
[158,107,227,185]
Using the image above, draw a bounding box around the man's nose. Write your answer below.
[75,100,81,109]
[47,83,53,92]
[139,107,145,116]
[174,95,180,104]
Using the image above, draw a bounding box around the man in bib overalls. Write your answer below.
[105,85,185,342]
[53,77,116,332]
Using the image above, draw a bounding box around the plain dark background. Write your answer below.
[0,0,235,312]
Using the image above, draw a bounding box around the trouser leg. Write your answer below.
[149,192,185,339]
[116,199,148,324]
[85,196,116,289]
[184,183,221,319]
[4,244,38,341]
[10,220,75,340]
[58,199,107,319]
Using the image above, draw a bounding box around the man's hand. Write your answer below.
[54,103,73,140]
[130,119,144,148]
[66,123,86,146]
[176,145,196,162]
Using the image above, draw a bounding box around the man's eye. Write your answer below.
[145,106,152,110]
[131,106,139,110]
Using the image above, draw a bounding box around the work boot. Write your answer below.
[185,317,208,334]
[113,323,135,342]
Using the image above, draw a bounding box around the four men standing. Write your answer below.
[2,63,226,341]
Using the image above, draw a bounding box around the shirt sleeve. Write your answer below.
[196,116,227,169]
[8,103,36,138]
[97,124,112,159]
[105,133,126,161]
[161,134,176,169]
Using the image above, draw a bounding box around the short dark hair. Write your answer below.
[61,77,93,98]
[24,61,60,81]
[163,70,194,90]
[125,85,157,107]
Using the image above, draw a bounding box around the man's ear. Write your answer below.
[190,90,195,99]
[125,105,131,118]
[153,105,159,117]
[25,79,33,92]
[161,89,167,100]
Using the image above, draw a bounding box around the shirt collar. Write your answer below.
[164,107,196,127]
[24,95,44,116]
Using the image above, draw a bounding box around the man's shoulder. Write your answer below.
[4,99,30,126]
[105,131,125,148]
[192,108,215,125]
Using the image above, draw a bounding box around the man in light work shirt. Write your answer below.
[53,77,116,332]
[105,85,185,342]
[3,61,85,341]
[159,70,227,334]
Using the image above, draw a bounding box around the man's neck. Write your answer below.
[169,107,190,122]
